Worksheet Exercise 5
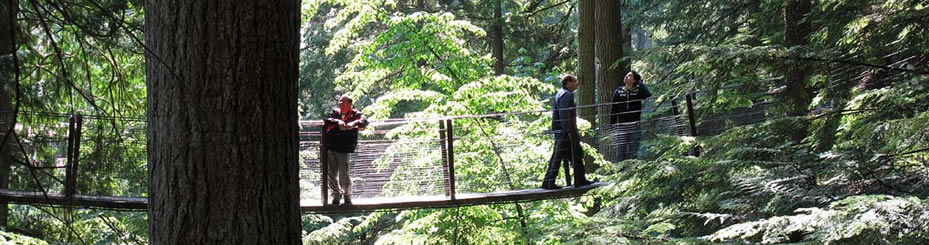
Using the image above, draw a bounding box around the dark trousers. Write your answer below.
[544,133,587,186]
[614,122,642,161]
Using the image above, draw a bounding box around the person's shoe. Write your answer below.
[342,197,353,206]
[541,184,563,190]
[575,178,599,187]
[330,197,340,206]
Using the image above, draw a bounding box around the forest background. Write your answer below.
[0,0,927,244]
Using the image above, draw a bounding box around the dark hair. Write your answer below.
[339,95,353,104]
[561,75,577,87]
[629,71,642,82]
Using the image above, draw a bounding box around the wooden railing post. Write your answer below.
[64,115,82,198]
[319,124,329,206]
[445,119,456,200]
[685,93,700,157]
[439,120,450,197]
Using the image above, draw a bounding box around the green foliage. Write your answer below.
[304,212,402,244]
[300,2,352,118]
[4,0,148,243]
[708,195,929,244]
[0,230,48,245]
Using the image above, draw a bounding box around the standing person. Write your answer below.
[324,95,368,206]
[543,75,596,190]
[609,71,652,161]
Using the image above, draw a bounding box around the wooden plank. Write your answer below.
[299,182,610,213]
[0,189,146,210]
[0,182,611,213]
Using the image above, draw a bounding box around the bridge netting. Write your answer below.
[1,111,147,201]
[0,90,777,210]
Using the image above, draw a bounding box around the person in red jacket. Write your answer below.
[323,95,368,206]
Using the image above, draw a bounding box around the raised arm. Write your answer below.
[637,80,652,99]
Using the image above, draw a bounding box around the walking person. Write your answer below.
[324,95,368,206]
[542,75,597,190]
[609,71,652,161]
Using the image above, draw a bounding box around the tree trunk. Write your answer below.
[619,13,631,74]
[576,0,596,125]
[595,0,624,159]
[783,0,814,141]
[0,0,18,228]
[491,0,505,75]
[145,1,302,243]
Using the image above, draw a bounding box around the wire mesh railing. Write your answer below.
[0,112,147,208]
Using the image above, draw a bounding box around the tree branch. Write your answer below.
[774,55,927,75]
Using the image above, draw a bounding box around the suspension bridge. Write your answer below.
[0,91,771,214]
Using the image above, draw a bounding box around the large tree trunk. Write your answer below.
[783,0,813,141]
[619,13,631,74]
[595,0,624,160]
[145,1,302,243]
[491,0,505,75]
[576,0,596,124]
[0,0,18,228]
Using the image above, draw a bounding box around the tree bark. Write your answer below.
[783,0,814,141]
[145,0,302,243]
[595,0,624,130]
[0,0,18,228]
[491,0,505,75]
[576,0,595,124]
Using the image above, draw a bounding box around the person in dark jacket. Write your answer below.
[609,71,652,161]
[324,95,368,206]
[542,75,596,190]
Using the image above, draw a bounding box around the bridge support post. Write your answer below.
[439,120,451,198]
[445,119,456,200]
[64,115,83,199]
[319,125,329,206]
[685,93,700,157]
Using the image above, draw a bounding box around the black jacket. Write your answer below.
[552,87,579,137]
[324,108,369,153]
[610,81,652,124]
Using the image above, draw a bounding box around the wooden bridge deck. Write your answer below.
[0,189,147,210]
[300,182,609,213]
[0,182,609,213]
